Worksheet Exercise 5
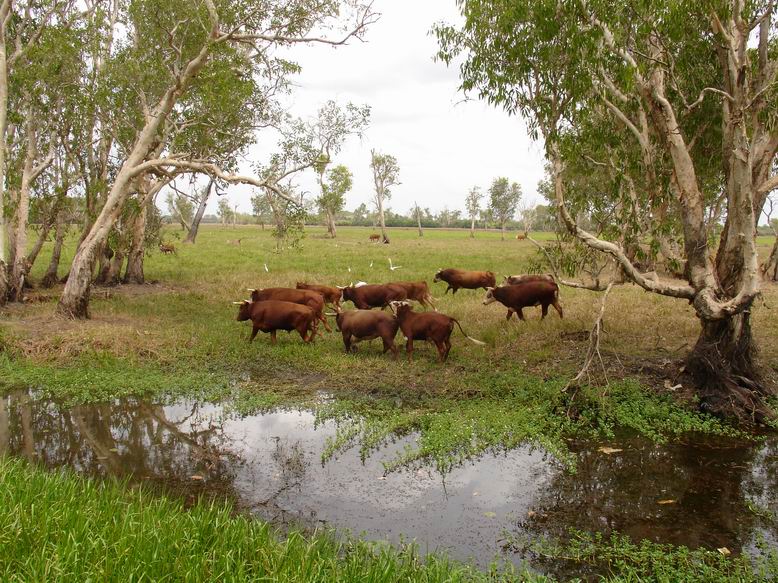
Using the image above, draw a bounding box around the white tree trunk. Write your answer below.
[0,0,10,305]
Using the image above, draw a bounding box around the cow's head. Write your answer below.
[485,271,497,287]
[247,288,263,302]
[433,268,444,283]
[338,285,355,301]
[482,288,497,305]
[233,300,253,321]
[389,300,412,318]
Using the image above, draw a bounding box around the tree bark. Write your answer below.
[183,179,213,244]
[103,249,125,286]
[416,204,423,237]
[9,120,37,301]
[0,0,9,306]
[377,195,388,242]
[41,214,67,288]
[26,220,53,272]
[124,197,148,284]
[470,217,475,238]
[325,209,336,238]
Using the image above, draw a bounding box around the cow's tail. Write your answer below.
[452,319,486,346]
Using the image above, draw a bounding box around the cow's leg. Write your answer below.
[443,339,452,361]
[553,300,564,319]
[444,286,451,295]
[319,313,332,333]
[506,309,514,321]
[385,339,398,360]
[517,309,525,321]
[435,341,447,362]
[249,327,260,343]
[452,287,458,294]
[270,330,277,345]
[343,332,353,353]
[541,303,549,319]
[406,339,414,362]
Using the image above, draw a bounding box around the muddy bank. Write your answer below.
[0,390,775,575]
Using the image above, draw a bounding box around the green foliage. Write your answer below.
[318,164,353,217]
[488,177,521,232]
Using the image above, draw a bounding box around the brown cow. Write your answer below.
[335,309,399,358]
[389,281,436,309]
[159,243,176,255]
[433,268,496,294]
[368,234,381,242]
[390,301,484,362]
[234,299,317,344]
[340,283,408,309]
[503,273,556,286]
[248,287,331,332]
[516,232,527,240]
[483,281,563,321]
[296,282,342,309]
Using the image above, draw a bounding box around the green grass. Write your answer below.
[2,225,772,471]
[1,456,773,582]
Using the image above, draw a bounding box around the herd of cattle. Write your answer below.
[233,269,563,362]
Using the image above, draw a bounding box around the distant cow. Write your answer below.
[296,282,342,309]
[369,234,381,242]
[249,287,331,332]
[433,268,496,294]
[159,243,176,255]
[340,283,408,309]
[336,309,399,358]
[516,233,527,240]
[391,302,484,362]
[234,299,318,344]
[227,238,243,247]
[503,273,556,286]
[389,281,436,309]
[483,281,563,321]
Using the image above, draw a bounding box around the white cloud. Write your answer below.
[203,0,546,216]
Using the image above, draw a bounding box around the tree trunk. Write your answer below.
[416,204,423,237]
[26,222,52,272]
[687,309,773,424]
[183,180,212,244]
[501,222,506,241]
[103,250,125,286]
[124,197,148,284]
[470,217,475,238]
[326,209,336,238]
[41,215,66,288]
[762,235,778,282]
[378,196,388,243]
[9,122,37,302]
[0,1,9,307]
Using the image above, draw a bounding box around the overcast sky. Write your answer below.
[215,0,546,217]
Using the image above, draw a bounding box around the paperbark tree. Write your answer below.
[183,179,215,244]
[762,195,778,281]
[370,149,399,243]
[488,177,520,240]
[56,0,377,318]
[317,164,353,238]
[465,186,482,238]
[437,0,778,422]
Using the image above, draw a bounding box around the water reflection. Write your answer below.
[0,390,775,572]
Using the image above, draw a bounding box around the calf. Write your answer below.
[389,281,436,309]
[248,287,331,332]
[296,282,342,309]
[391,301,484,362]
[340,283,408,309]
[159,243,176,255]
[483,281,563,321]
[503,273,556,286]
[433,268,496,294]
[234,299,317,344]
[369,233,380,242]
[336,309,399,359]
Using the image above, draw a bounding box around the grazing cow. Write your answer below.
[503,273,556,286]
[248,287,331,332]
[159,243,176,255]
[335,309,399,358]
[234,299,317,344]
[389,281,436,309]
[227,238,243,247]
[433,268,496,294]
[516,233,527,240]
[340,283,408,309]
[390,301,484,362]
[483,281,563,321]
[296,282,342,309]
[369,233,381,242]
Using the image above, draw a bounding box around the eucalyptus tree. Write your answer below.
[369,149,399,243]
[488,177,520,240]
[465,186,482,238]
[436,0,778,421]
[763,194,778,281]
[55,0,377,318]
[317,164,353,237]
[183,179,215,243]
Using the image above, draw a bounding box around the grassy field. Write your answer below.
[1,225,777,581]
[1,225,776,467]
